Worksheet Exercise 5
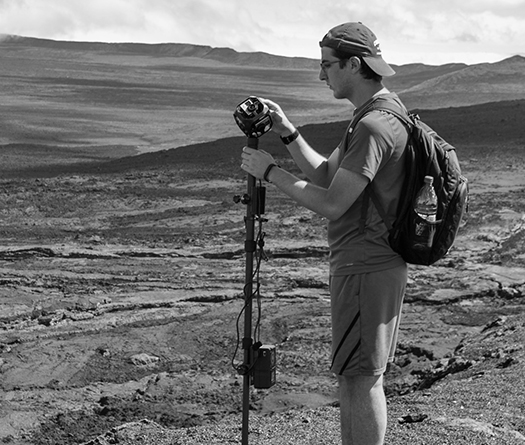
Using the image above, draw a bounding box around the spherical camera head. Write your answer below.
[233,96,273,138]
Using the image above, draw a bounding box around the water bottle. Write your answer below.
[414,176,438,249]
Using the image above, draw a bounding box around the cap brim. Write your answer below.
[363,56,396,77]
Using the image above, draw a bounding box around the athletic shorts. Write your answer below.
[329,263,407,376]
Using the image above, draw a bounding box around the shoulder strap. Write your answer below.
[356,98,411,234]
[350,98,413,139]
[368,100,413,128]
[367,186,394,230]
[358,185,394,233]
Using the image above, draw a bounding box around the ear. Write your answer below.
[348,56,362,72]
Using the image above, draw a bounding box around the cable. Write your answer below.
[231,180,268,374]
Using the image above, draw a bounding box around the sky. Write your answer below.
[1,0,525,66]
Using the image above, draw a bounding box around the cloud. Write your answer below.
[0,0,524,65]
[0,0,140,40]
[339,0,525,64]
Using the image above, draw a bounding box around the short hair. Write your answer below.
[333,49,383,82]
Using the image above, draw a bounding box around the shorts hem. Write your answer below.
[333,366,386,377]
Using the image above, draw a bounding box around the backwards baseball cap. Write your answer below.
[319,22,395,77]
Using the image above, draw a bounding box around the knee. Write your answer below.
[337,373,383,394]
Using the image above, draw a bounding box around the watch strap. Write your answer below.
[280,129,300,145]
[263,163,279,182]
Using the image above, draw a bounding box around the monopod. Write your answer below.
[233,97,276,445]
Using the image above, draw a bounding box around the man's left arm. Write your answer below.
[267,165,368,221]
[240,147,368,221]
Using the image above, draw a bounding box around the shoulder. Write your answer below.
[361,109,396,128]
[354,110,399,140]
[351,110,408,152]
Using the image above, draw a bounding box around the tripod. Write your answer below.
[232,96,275,445]
[240,136,260,445]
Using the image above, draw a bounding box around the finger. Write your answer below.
[259,97,279,111]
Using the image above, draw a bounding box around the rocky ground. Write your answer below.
[0,137,523,445]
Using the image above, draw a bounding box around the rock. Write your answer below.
[398,413,428,424]
[129,353,160,368]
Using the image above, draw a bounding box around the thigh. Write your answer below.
[330,264,407,376]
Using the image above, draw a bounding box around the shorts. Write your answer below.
[329,264,407,376]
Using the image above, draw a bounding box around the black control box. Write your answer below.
[253,345,276,389]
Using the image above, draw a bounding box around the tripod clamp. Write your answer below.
[233,187,266,215]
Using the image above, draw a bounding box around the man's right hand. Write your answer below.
[259,98,296,137]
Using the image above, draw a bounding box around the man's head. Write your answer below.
[319,22,395,78]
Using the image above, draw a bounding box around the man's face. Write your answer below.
[319,47,352,100]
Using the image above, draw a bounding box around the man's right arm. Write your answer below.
[260,98,340,188]
[283,131,340,188]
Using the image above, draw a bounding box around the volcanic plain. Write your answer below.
[0,37,524,444]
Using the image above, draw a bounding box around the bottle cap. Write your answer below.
[424,176,433,184]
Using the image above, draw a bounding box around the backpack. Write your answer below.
[353,98,469,266]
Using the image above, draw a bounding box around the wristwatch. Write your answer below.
[263,163,279,183]
[280,129,300,145]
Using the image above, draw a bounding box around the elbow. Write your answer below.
[321,204,346,221]
[324,211,345,222]
[310,161,332,188]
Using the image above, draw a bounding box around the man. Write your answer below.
[240,22,408,445]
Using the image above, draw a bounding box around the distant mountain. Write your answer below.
[385,62,468,91]
[0,34,318,70]
[3,34,524,110]
[394,55,525,109]
[1,33,524,153]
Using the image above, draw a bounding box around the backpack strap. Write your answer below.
[355,99,412,235]
[366,186,394,231]
[368,100,413,128]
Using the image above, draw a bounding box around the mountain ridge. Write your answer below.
[394,54,525,108]
[2,34,523,71]
[3,34,525,108]
[0,34,319,69]
[1,34,524,152]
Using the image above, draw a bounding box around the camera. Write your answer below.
[233,96,273,138]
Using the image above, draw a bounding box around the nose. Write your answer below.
[319,68,327,82]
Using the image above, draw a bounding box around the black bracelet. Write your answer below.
[263,163,279,183]
[280,129,300,145]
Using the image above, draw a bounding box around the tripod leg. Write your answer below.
[241,137,258,445]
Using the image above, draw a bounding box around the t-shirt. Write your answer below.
[328,92,408,275]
